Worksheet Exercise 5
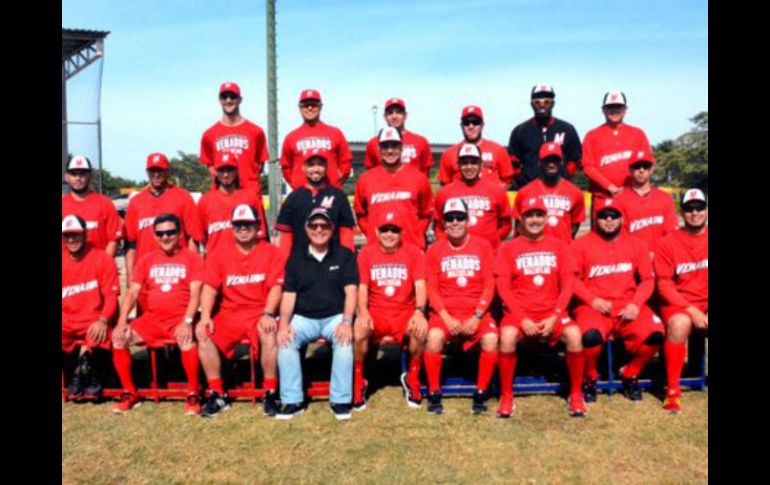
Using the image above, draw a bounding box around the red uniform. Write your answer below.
[364,130,433,176]
[204,241,285,358]
[358,242,426,342]
[494,235,576,346]
[615,188,679,254]
[61,192,123,251]
[513,178,585,242]
[654,228,709,322]
[200,120,270,194]
[425,235,497,349]
[582,123,652,202]
[354,164,434,250]
[438,139,514,187]
[433,178,512,249]
[197,189,267,255]
[280,121,352,189]
[571,231,662,353]
[129,249,204,346]
[62,246,120,352]
[124,186,204,265]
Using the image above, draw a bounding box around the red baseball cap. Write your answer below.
[146,152,169,171]
[302,149,330,165]
[375,210,403,230]
[62,215,87,234]
[461,105,484,121]
[219,82,241,96]
[384,97,406,110]
[593,197,624,218]
[214,151,239,169]
[299,89,322,103]
[518,196,548,217]
[629,148,656,167]
[539,142,563,161]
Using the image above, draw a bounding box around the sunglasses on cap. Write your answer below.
[154,229,179,238]
[378,225,401,234]
[682,203,707,213]
[630,162,653,171]
[219,92,239,100]
[596,210,622,220]
[444,213,468,223]
[307,222,332,231]
[233,221,257,230]
[461,118,483,127]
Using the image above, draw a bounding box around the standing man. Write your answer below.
[364,97,433,176]
[433,143,512,249]
[111,214,205,415]
[495,197,586,418]
[276,208,359,420]
[197,151,268,256]
[62,215,120,401]
[614,149,679,255]
[275,150,356,256]
[200,82,271,195]
[571,198,664,403]
[508,84,582,189]
[354,127,434,250]
[280,89,353,190]
[581,91,653,210]
[196,205,284,417]
[354,211,428,410]
[123,153,203,283]
[655,189,708,413]
[512,142,585,242]
[61,154,123,256]
[423,199,499,415]
[438,106,514,188]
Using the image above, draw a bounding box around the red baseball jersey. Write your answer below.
[131,248,204,319]
[280,121,352,189]
[62,246,120,323]
[124,186,204,265]
[200,120,270,194]
[495,236,576,321]
[438,139,514,186]
[364,130,433,175]
[433,178,512,249]
[61,192,123,251]
[513,178,585,242]
[615,188,679,253]
[581,123,652,196]
[425,235,495,316]
[654,228,708,308]
[354,164,434,250]
[197,189,267,255]
[204,240,285,315]
[570,231,654,307]
[358,242,426,314]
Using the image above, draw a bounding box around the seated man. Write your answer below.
[495,197,586,418]
[354,210,428,410]
[655,189,708,413]
[62,215,120,401]
[276,208,359,421]
[423,198,499,415]
[111,213,205,415]
[196,205,284,417]
[571,198,664,403]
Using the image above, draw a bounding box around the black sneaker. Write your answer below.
[353,379,368,411]
[427,391,443,415]
[622,374,643,401]
[263,390,281,417]
[472,390,488,415]
[331,403,352,421]
[201,391,230,418]
[400,372,422,408]
[275,403,306,420]
[582,378,598,403]
[83,373,104,400]
[65,370,84,401]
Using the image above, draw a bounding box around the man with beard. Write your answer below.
[571,198,664,403]
[512,142,585,242]
[61,155,123,256]
[654,189,708,414]
[364,97,433,176]
[508,85,582,189]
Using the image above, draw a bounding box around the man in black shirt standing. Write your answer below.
[276,208,359,420]
[508,84,582,189]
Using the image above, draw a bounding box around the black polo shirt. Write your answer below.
[275,185,356,255]
[508,117,582,189]
[284,242,359,319]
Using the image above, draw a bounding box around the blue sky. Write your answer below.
[63,0,708,182]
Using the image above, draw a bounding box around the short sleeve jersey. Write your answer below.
[581,123,652,196]
[513,178,586,242]
[280,121,353,189]
[654,228,708,307]
[199,120,270,194]
[62,192,123,251]
[508,117,582,188]
[615,187,679,253]
[358,242,426,314]
[197,189,267,255]
[131,248,205,319]
[364,130,433,175]
[62,246,120,322]
[439,139,514,186]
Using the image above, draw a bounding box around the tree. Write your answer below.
[652,112,708,190]
[91,168,144,196]
[168,151,210,193]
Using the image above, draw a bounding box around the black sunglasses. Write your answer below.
[596,211,621,220]
[233,222,257,230]
[307,222,332,231]
[444,213,468,223]
[682,204,706,213]
[219,92,239,100]
[630,162,653,171]
[154,229,179,238]
[378,225,402,234]
[461,118,483,127]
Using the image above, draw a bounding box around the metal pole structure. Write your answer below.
[95,40,105,194]
[62,66,69,194]
[266,0,280,235]
[372,104,378,135]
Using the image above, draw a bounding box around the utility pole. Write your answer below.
[372,104,378,135]
[266,0,280,235]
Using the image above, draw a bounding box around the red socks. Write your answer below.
[497,352,518,399]
[583,346,602,381]
[262,377,277,392]
[353,360,365,402]
[208,378,224,395]
[423,351,443,393]
[664,341,686,393]
[477,350,498,391]
[181,348,200,394]
[112,348,136,395]
[407,356,422,396]
[623,343,659,379]
[565,351,585,397]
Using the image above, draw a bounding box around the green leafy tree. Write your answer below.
[91,168,144,196]
[652,112,708,190]
[168,151,210,192]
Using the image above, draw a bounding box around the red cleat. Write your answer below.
[568,394,588,417]
[663,389,681,414]
[185,393,202,416]
[496,395,516,418]
[112,392,141,414]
